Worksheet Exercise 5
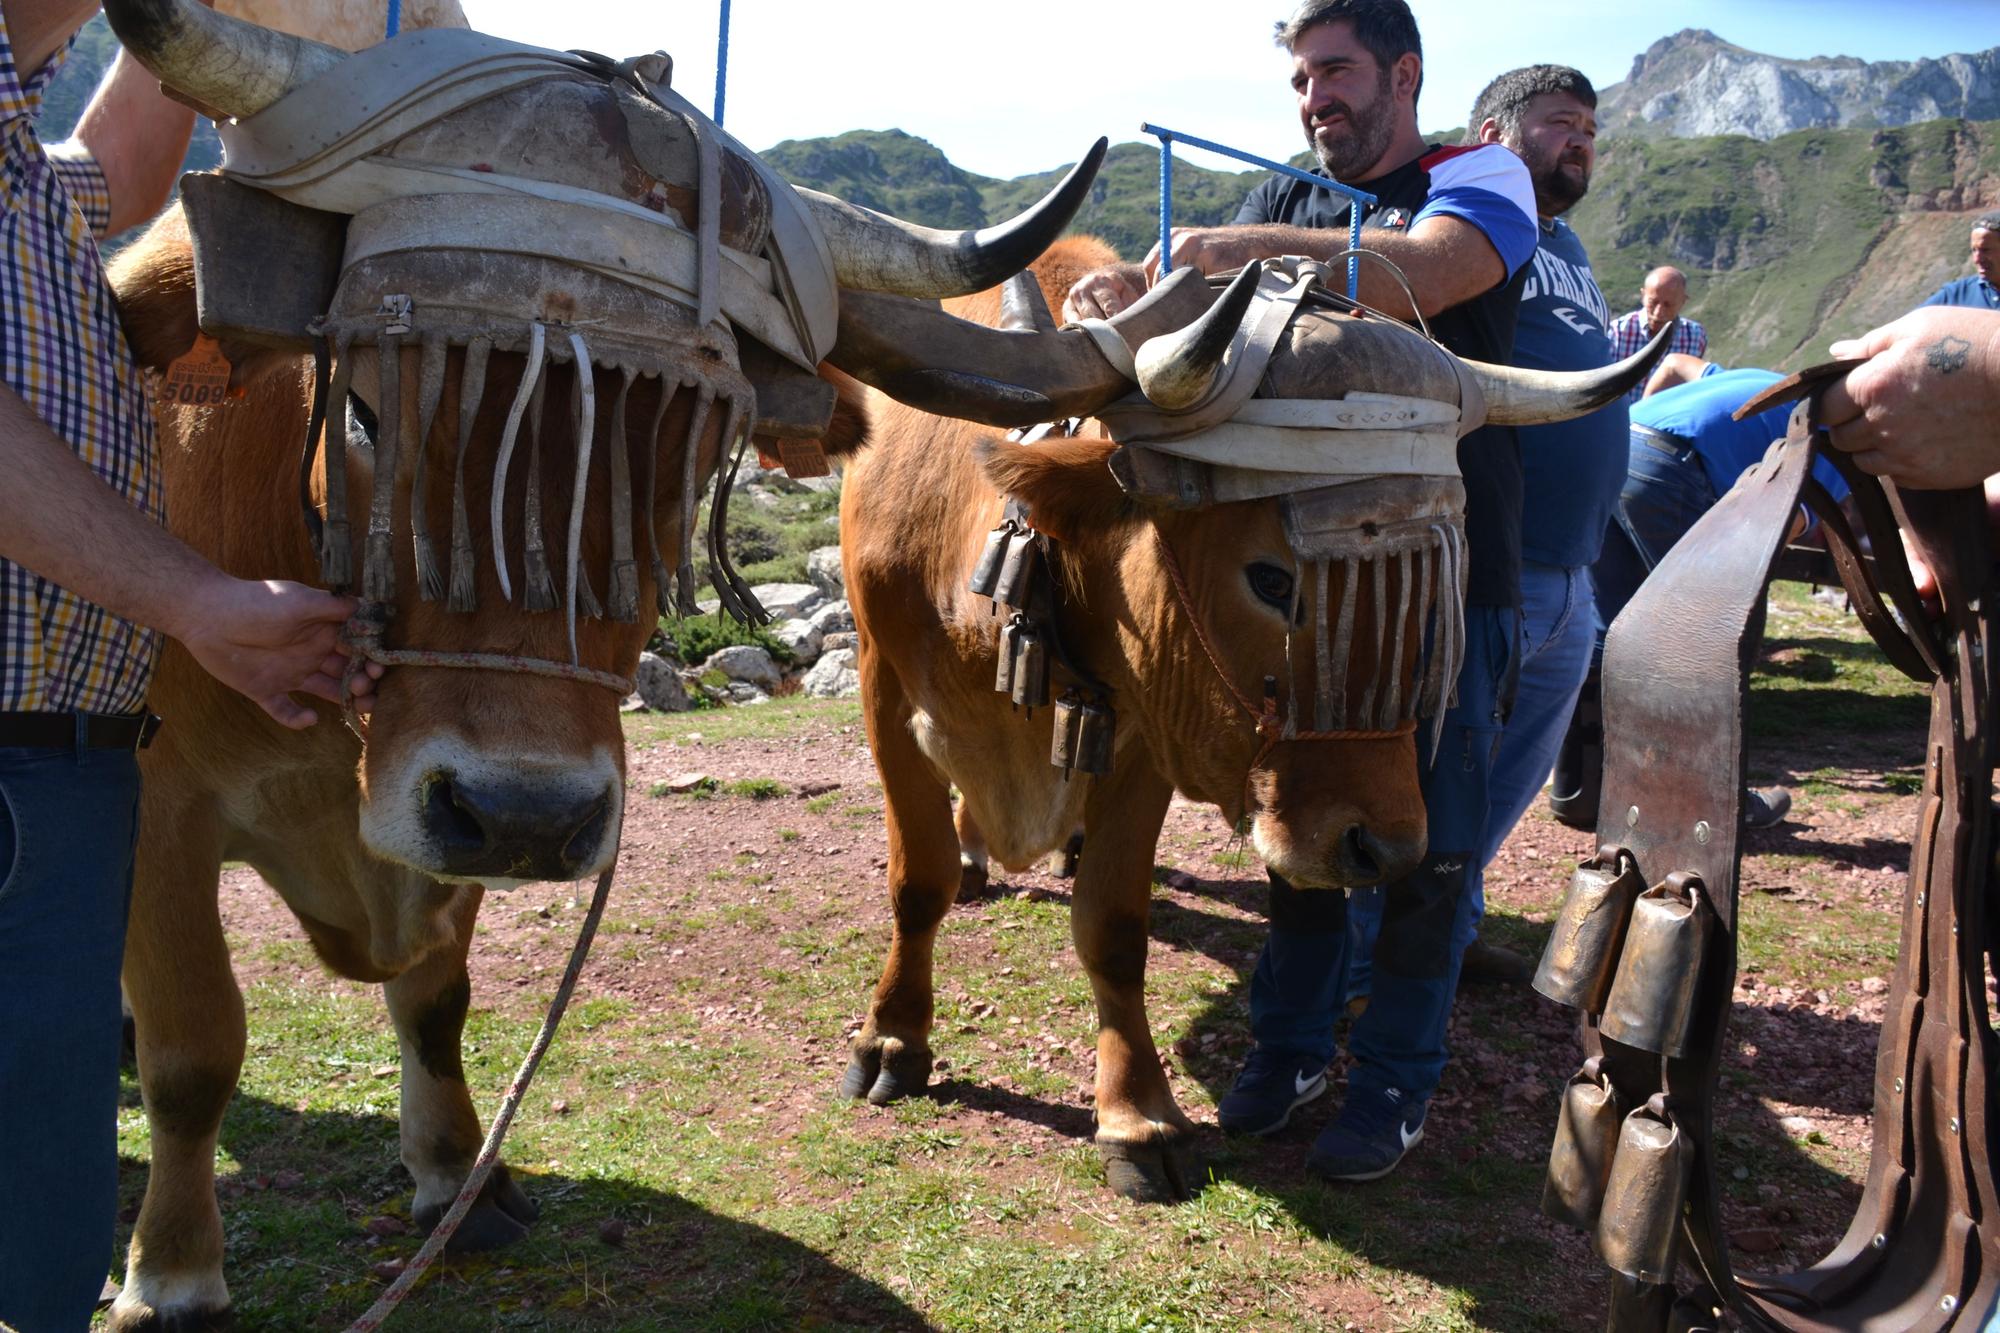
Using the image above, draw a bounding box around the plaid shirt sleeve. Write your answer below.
[46,141,113,239]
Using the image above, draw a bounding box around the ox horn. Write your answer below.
[1466,318,1679,426]
[998,272,1057,333]
[1131,262,1263,411]
[802,138,1109,299]
[826,266,1218,428]
[103,0,344,121]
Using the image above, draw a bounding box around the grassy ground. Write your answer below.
[104,582,1931,1331]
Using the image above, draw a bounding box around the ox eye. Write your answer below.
[1246,562,1294,612]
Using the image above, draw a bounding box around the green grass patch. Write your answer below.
[723,777,788,800]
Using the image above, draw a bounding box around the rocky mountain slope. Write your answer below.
[1600,29,2000,141]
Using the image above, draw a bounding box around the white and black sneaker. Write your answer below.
[1307,1085,1427,1182]
[1216,1047,1328,1136]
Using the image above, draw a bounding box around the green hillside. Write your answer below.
[1567,117,2000,368]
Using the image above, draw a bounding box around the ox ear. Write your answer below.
[816,366,873,460]
[975,436,1136,546]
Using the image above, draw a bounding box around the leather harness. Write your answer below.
[1535,364,1998,1329]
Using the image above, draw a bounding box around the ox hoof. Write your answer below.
[1098,1136,1204,1204]
[956,860,989,903]
[107,1299,234,1333]
[415,1163,539,1253]
[841,1036,933,1104]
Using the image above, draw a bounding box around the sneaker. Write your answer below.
[1307,1084,1427,1181]
[1216,1047,1328,1136]
[1744,786,1792,830]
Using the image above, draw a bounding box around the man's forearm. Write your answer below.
[70,50,198,235]
[0,382,223,641]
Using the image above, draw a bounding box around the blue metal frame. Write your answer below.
[714,0,733,125]
[1140,122,1375,299]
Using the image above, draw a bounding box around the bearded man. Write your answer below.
[1066,0,1539,1181]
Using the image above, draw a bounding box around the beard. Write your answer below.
[1529,146,1591,216]
[1304,75,1397,181]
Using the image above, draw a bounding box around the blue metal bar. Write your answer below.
[1157,133,1173,275]
[1140,121,1377,299]
[384,0,401,38]
[713,0,733,126]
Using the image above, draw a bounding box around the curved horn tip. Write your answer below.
[808,137,1112,300]
[1133,262,1263,412]
[1466,312,1684,428]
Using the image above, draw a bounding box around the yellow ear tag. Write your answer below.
[777,438,831,479]
[161,333,238,407]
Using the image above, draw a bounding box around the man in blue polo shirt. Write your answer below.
[1065,0,1539,1181]
[1549,366,1851,829]
[1920,212,1998,311]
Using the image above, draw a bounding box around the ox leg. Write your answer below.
[1073,766,1202,1204]
[382,886,538,1252]
[112,825,239,1332]
[843,654,960,1104]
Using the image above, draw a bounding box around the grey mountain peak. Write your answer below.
[1600,27,2000,140]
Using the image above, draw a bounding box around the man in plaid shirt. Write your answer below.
[0,4,377,1326]
[1607,264,1708,399]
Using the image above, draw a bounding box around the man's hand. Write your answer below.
[170,577,378,729]
[1062,262,1148,322]
[1822,308,2000,490]
[1141,227,1272,283]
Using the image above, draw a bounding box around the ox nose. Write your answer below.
[1338,825,1424,886]
[421,772,611,882]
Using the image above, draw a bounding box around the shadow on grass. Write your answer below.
[113,1090,933,1333]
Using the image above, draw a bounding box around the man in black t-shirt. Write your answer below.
[1063,0,1539,1183]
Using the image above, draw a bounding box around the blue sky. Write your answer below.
[462,1,1997,179]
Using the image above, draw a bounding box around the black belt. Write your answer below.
[1631,423,1696,457]
[0,711,162,751]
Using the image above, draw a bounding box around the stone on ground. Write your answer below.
[772,617,823,662]
[634,651,693,712]
[706,644,782,691]
[802,647,859,698]
[809,598,853,636]
[806,545,845,598]
[749,582,824,620]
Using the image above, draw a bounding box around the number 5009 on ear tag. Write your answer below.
[161,333,238,407]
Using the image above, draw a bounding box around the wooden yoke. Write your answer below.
[1531,366,2000,1330]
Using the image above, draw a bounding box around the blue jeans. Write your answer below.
[0,739,141,1333]
[1348,564,1597,997]
[1591,431,1719,662]
[1247,606,1520,1103]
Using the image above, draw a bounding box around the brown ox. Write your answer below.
[98,0,1102,1324]
[835,239,1668,1201]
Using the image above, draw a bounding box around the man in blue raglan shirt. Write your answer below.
[1918,212,1998,311]
[1348,64,1625,995]
[1065,0,1539,1181]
